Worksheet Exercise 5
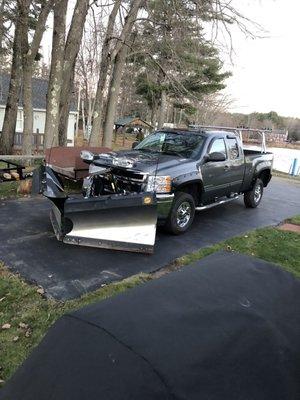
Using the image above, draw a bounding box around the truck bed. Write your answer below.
[242,148,274,190]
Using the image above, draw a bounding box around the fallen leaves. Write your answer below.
[1,321,33,341]
[19,322,32,337]
[37,287,45,295]
[25,329,32,338]
[19,322,29,329]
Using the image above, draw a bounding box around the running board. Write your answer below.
[196,195,240,211]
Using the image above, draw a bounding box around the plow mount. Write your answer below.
[33,166,158,254]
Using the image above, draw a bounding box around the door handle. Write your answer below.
[224,165,230,171]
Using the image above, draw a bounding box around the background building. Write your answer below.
[0,74,77,152]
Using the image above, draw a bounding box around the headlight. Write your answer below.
[146,175,172,193]
[80,150,94,162]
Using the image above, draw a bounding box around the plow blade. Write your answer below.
[33,165,158,253]
[51,194,158,254]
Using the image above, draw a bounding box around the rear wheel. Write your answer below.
[244,178,264,208]
[164,192,195,234]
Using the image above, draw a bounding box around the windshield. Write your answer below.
[135,131,205,158]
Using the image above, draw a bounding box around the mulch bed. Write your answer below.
[278,223,300,233]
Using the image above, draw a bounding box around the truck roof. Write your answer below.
[160,128,236,138]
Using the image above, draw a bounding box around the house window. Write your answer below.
[14,132,22,146]
[16,110,23,132]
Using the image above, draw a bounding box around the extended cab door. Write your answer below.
[201,137,232,200]
[225,136,245,193]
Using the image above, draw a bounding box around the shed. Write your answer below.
[115,116,152,131]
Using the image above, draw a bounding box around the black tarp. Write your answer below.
[1,251,300,400]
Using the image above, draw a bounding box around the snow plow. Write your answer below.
[32,162,158,254]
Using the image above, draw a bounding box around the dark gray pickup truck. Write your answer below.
[38,128,273,253]
[82,129,273,233]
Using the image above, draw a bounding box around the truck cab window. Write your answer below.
[227,138,240,159]
[209,138,227,157]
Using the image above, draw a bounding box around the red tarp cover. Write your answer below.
[45,147,111,179]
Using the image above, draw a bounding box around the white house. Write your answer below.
[0,74,77,151]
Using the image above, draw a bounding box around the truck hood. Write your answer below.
[93,150,194,175]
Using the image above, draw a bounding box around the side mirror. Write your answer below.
[206,152,226,162]
[80,150,94,163]
[132,141,139,149]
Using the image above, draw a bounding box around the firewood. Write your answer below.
[18,179,32,195]
[11,172,20,181]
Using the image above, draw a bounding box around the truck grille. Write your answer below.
[112,168,147,193]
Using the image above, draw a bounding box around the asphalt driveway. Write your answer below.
[0,176,299,300]
[3,251,300,400]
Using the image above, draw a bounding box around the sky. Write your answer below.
[41,0,300,119]
[220,0,300,118]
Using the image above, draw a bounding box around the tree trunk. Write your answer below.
[0,10,22,154]
[19,0,54,154]
[102,45,129,148]
[19,0,32,155]
[22,61,33,154]
[44,0,68,149]
[89,0,122,146]
[0,0,5,57]
[58,0,89,146]
[157,89,167,129]
[102,0,142,147]
[150,100,158,128]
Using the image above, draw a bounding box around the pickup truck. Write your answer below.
[81,128,274,235]
[37,128,273,253]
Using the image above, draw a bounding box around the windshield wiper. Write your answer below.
[161,150,184,157]
[136,148,156,153]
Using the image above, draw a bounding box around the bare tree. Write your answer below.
[102,42,129,147]
[75,4,106,144]
[89,0,122,146]
[18,0,54,155]
[0,5,22,154]
[44,0,68,149]
[102,0,143,147]
[57,0,90,147]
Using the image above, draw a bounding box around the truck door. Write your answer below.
[225,137,245,193]
[201,137,231,200]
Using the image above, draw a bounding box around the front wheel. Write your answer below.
[244,178,264,208]
[164,192,195,235]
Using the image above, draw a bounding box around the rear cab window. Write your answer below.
[227,138,240,159]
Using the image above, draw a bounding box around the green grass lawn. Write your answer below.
[0,216,299,385]
[0,177,80,201]
[177,227,300,278]
[289,215,300,225]
[0,181,20,199]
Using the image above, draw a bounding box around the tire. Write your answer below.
[244,178,264,208]
[164,192,195,235]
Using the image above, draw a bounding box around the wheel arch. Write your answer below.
[256,168,272,187]
[173,180,203,206]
